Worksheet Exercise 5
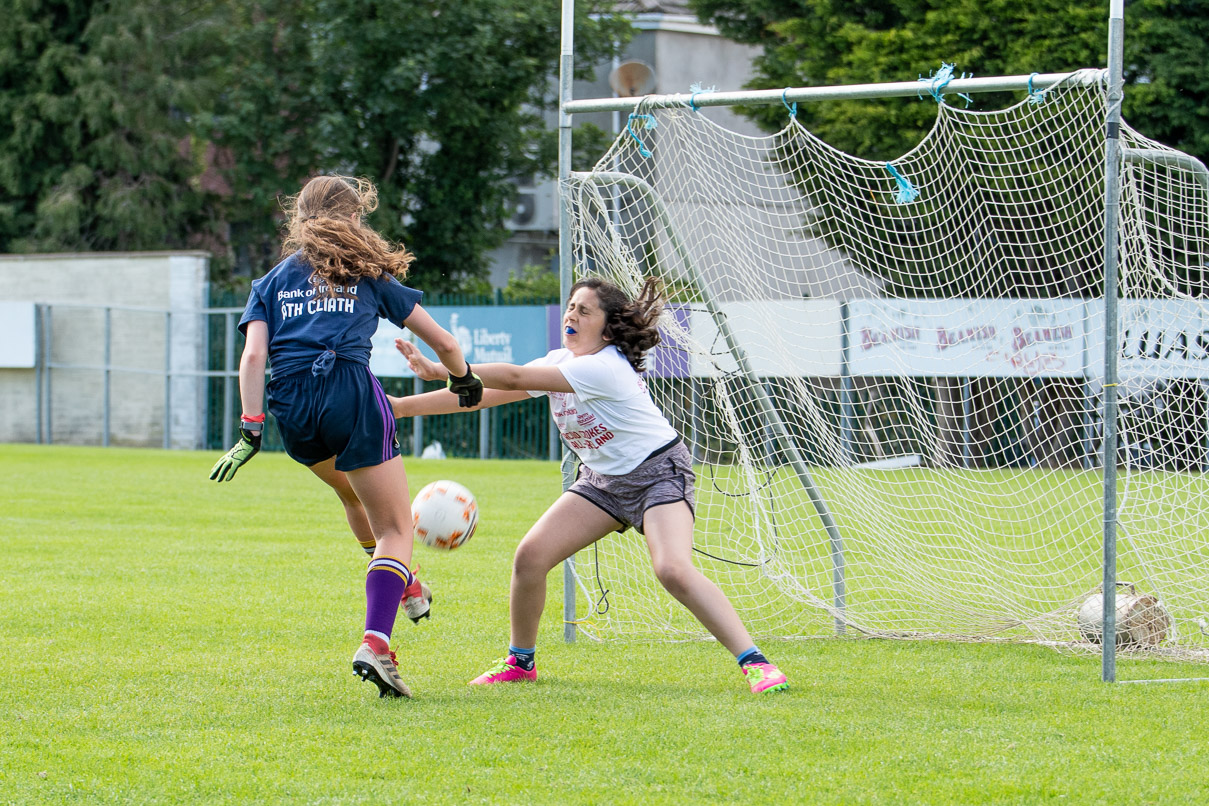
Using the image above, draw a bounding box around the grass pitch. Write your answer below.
[2,444,1208,805]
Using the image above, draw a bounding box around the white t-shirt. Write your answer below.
[526,346,678,476]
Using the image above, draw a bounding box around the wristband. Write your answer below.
[241,413,266,423]
[241,414,265,433]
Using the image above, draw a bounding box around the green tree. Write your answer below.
[0,1,223,252]
[2,1,627,293]
[205,0,629,292]
[680,0,1209,301]
[502,260,560,302]
[690,0,1209,163]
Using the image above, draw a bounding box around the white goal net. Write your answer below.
[565,69,1209,659]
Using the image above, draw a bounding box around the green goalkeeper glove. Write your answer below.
[209,428,262,482]
[446,364,484,408]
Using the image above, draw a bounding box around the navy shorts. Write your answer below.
[568,440,695,535]
[267,360,400,472]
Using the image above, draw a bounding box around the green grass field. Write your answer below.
[3,444,1209,805]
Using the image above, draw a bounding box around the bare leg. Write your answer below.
[309,457,376,553]
[344,456,414,569]
[345,456,417,698]
[508,493,620,649]
[642,501,754,655]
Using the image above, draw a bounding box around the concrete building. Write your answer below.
[488,1,763,288]
[489,1,880,302]
[0,252,210,448]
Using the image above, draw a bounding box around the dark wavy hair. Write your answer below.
[281,175,414,296]
[571,276,666,372]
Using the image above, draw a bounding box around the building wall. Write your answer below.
[490,11,763,287]
[0,252,210,448]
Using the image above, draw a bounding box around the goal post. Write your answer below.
[1101,0,1124,683]
[556,0,1209,677]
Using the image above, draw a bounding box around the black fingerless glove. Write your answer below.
[446,365,484,408]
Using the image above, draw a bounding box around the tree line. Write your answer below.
[690,0,1209,165]
[7,1,1207,295]
[1,0,627,292]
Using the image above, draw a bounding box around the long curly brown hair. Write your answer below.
[281,175,414,296]
[571,276,666,372]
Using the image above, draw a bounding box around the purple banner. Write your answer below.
[648,303,691,378]
[547,304,562,352]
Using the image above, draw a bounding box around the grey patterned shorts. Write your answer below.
[568,440,695,534]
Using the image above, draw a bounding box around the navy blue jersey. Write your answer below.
[239,252,422,377]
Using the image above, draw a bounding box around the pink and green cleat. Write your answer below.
[468,655,537,685]
[742,662,789,694]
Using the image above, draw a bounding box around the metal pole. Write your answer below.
[223,312,235,448]
[103,308,111,447]
[164,311,172,450]
[479,407,490,460]
[1101,0,1126,683]
[840,302,854,468]
[1121,148,1209,189]
[962,379,973,468]
[559,0,577,643]
[45,305,53,445]
[563,72,1090,115]
[35,305,44,445]
[413,374,424,457]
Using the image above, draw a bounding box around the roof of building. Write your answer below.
[613,1,694,14]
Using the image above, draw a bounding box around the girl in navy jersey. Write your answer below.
[209,175,483,699]
[389,277,788,694]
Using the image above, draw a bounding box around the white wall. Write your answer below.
[0,252,210,448]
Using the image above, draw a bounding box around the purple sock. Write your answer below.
[365,557,412,638]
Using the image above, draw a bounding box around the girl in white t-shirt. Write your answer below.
[389,277,788,694]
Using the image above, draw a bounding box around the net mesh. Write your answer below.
[565,70,1209,659]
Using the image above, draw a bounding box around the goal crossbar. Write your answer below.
[562,71,1094,115]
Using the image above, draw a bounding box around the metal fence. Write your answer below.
[31,302,209,450]
[24,297,560,460]
[29,298,1203,471]
[203,292,562,461]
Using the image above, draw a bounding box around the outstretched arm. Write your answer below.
[388,388,529,418]
[238,320,268,417]
[402,304,470,378]
[473,362,573,394]
[394,337,572,394]
[387,339,527,417]
[402,305,483,407]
